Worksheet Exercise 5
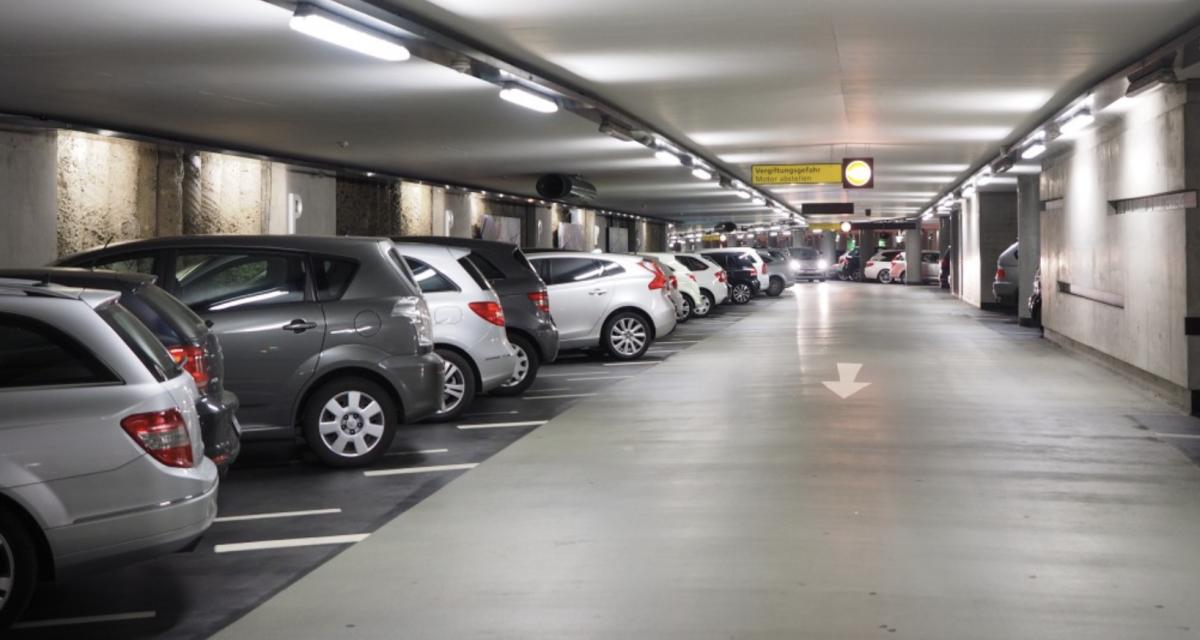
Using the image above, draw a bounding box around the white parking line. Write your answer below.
[13,611,157,629]
[457,420,547,430]
[604,362,658,367]
[646,349,682,354]
[363,463,479,478]
[529,387,569,393]
[522,393,598,400]
[654,340,701,344]
[214,508,342,523]
[463,410,520,416]
[214,534,369,554]
[385,448,450,457]
[1156,432,1200,440]
[566,375,632,381]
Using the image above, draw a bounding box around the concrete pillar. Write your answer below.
[0,129,57,266]
[858,229,874,279]
[818,232,835,266]
[904,227,923,285]
[1017,174,1041,325]
[950,207,961,295]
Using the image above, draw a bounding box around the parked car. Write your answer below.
[0,282,218,630]
[992,241,1019,305]
[527,251,676,360]
[888,250,941,284]
[642,252,710,318]
[865,250,902,283]
[57,236,443,468]
[393,242,517,420]
[836,249,861,281]
[698,250,760,304]
[641,257,689,323]
[700,247,772,291]
[0,268,240,475]
[399,237,558,396]
[756,249,794,296]
[788,246,827,282]
[672,253,729,311]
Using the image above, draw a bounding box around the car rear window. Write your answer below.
[465,253,507,282]
[96,302,181,382]
[676,256,708,271]
[404,257,459,293]
[122,284,206,347]
[0,313,119,388]
[458,257,492,291]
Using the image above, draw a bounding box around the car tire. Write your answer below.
[730,283,753,305]
[896,271,906,284]
[602,311,651,360]
[878,271,891,284]
[302,376,398,467]
[433,349,476,421]
[696,290,715,318]
[491,333,539,397]
[0,507,36,631]
[677,295,693,323]
[766,278,784,297]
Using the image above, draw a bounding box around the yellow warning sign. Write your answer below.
[752,164,842,186]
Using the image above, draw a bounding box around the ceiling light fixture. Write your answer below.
[290,5,411,62]
[735,190,751,200]
[97,129,117,137]
[1021,143,1047,160]
[655,149,684,165]
[752,196,766,206]
[691,166,713,181]
[1058,110,1094,136]
[499,84,559,114]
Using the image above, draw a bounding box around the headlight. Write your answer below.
[789,259,801,270]
[817,259,829,269]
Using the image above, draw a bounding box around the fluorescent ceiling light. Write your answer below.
[734,190,751,200]
[499,84,559,114]
[751,196,766,206]
[691,167,713,181]
[978,175,994,186]
[1021,143,1046,160]
[1058,111,1094,136]
[290,6,410,62]
[962,185,976,198]
[655,149,684,165]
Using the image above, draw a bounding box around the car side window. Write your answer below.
[598,261,625,277]
[404,257,458,293]
[551,258,604,284]
[531,258,552,284]
[174,252,308,312]
[465,253,507,282]
[677,256,708,271]
[87,253,158,275]
[0,314,119,389]
[313,257,358,302]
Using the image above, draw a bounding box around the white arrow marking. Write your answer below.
[822,363,871,399]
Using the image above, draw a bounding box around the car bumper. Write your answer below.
[993,281,1018,301]
[197,390,240,474]
[46,457,219,578]
[381,351,444,423]
[794,268,824,279]
[648,296,677,338]
[477,343,519,393]
[530,323,560,364]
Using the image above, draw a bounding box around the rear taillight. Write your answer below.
[669,275,678,289]
[121,409,194,468]
[168,345,209,387]
[996,267,1006,280]
[527,290,550,314]
[640,261,668,290]
[716,270,727,283]
[468,301,506,327]
[866,261,875,267]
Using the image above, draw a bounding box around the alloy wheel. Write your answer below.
[609,317,647,357]
[694,292,712,316]
[441,359,467,413]
[317,390,386,458]
[733,284,751,304]
[501,343,530,388]
[677,297,691,321]
[0,531,12,612]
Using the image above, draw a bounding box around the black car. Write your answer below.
[0,268,241,474]
[695,251,760,304]
[402,237,559,395]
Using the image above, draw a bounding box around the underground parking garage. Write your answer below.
[4,1,1200,637]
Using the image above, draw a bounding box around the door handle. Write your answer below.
[282,319,317,333]
[588,288,608,296]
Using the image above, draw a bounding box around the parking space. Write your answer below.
[8,295,780,639]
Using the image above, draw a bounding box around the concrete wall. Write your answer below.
[56,131,160,256]
[957,191,1017,307]
[0,129,57,267]
[1041,83,1191,396]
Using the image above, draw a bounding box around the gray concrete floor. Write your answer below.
[214,284,1200,639]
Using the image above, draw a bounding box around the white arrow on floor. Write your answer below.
[822,363,870,399]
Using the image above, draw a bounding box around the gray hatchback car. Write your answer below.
[58,236,444,468]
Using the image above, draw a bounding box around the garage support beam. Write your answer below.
[1017,175,1041,326]
[904,228,923,285]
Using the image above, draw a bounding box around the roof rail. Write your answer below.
[0,280,79,300]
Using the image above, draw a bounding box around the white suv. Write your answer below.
[527,252,676,360]
[642,252,712,318]
[700,248,769,293]
[393,243,517,420]
[673,253,730,309]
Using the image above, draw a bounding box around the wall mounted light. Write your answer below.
[290,4,410,61]
[1058,110,1094,136]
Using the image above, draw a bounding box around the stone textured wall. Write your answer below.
[400,182,434,237]
[186,151,269,236]
[56,131,159,255]
[1041,83,1190,390]
[0,128,57,267]
[337,179,402,237]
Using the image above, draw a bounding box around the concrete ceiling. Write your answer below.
[0,0,1196,226]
